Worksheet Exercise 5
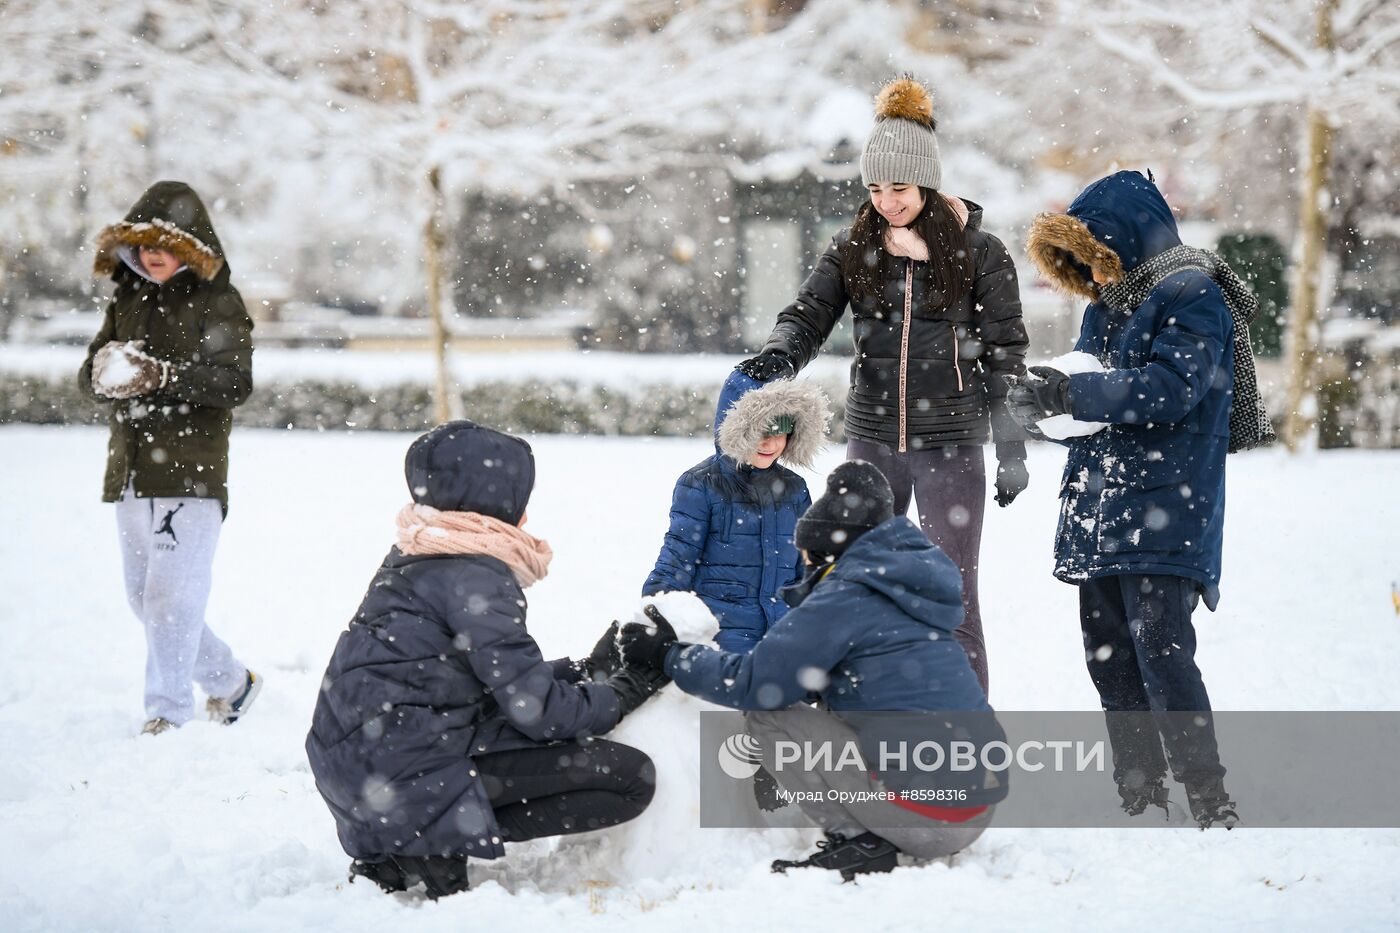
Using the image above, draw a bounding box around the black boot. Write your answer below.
[753,765,788,812]
[1118,778,1171,818]
[349,858,408,894]
[1185,779,1239,830]
[349,855,470,899]
[771,832,898,881]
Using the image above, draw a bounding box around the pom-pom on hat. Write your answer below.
[859,76,942,190]
[794,460,896,558]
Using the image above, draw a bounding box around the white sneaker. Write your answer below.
[207,671,262,725]
[141,717,175,736]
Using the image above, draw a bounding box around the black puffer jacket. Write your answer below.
[761,200,1029,457]
[305,422,621,861]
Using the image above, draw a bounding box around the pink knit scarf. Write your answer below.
[883,194,970,261]
[396,503,553,588]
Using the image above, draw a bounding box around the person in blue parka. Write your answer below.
[643,370,830,652]
[306,421,669,899]
[623,461,1006,880]
[1011,170,1240,829]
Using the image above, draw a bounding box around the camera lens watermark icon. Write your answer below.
[718,732,764,780]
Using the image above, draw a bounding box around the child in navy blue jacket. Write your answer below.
[642,370,830,652]
[1012,170,1244,829]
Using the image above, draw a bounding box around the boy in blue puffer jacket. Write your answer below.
[622,460,1005,880]
[642,370,830,652]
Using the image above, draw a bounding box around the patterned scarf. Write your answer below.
[396,503,553,588]
[1097,245,1275,453]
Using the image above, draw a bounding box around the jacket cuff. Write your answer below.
[587,681,624,732]
[550,656,585,684]
[661,641,693,679]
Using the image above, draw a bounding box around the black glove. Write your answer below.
[735,352,796,383]
[582,621,622,680]
[1003,386,1047,438]
[1025,366,1072,416]
[604,664,670,721]
[1003,367,1071,432]
[994,458,1029,508]
[619,604,679,672]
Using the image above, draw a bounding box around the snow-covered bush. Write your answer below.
[0,371,850,439]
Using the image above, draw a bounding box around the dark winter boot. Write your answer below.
[349,858,409,894]
[1185,779,1239,830]
[1118,778,1171,818]
[349,855,470,899]
[771,832,898,882]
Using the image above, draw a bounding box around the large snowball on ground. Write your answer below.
[549,592,814,886]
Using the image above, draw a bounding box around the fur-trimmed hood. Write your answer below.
[715,371,830,471]
[94,180,226,282]
[1027,170,1181,300]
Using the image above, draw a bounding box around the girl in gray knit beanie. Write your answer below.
[734,75,1030,699]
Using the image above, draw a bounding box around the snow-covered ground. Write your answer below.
[0,344,854,390]
[2,425,1398,932]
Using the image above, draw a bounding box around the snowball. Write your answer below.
[638,590,720,644]
[1034,350,1109,440]
[94,347,142,392]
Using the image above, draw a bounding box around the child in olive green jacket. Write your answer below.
[80,180,260,736]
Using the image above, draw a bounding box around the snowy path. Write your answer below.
[2,425,1397,931]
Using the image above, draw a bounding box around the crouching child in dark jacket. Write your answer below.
[622,461,1007,881]
[643,370,830,652]
[306,421,668,899]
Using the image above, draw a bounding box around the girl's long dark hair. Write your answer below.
[839,187,973,314]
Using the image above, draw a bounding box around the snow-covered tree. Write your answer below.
[6,0,956,417]
[1043,0,1400,451]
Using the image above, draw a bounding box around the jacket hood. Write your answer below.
[1026,171,1181,300]
[717,375,831,470]
[713,369,759,449]
[827,515,964,634]
[404,420,535,523]
[94,181,226,282]
[951,195,980,231]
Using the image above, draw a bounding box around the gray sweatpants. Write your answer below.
[846,440,988,695]
[116,488,246,724]
[746,705,990,860]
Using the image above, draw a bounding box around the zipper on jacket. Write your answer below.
[951,324,964,392]
[898,260,913,453]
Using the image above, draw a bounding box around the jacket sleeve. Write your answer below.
[642,473,710,596]
[78,300,118,397]
[437,569,621,741]
[1066,274,1231,427]
[759,236,850,372]
[665,578,860,710]
[162,288,254,409]
[549,657,584,683]
[972,234,1030,460]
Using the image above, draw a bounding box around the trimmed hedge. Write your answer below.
[0,371,850,440]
